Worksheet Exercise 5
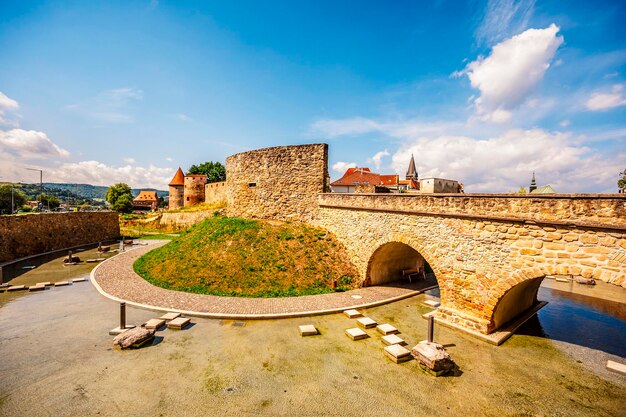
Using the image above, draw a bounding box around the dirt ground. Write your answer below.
[1,270,625,417]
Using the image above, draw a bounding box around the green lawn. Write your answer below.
[133,216,359,297]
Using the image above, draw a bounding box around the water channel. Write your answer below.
[0,246,624,416]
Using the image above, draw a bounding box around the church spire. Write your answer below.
[529,172,537,193]
[406,154,418,180]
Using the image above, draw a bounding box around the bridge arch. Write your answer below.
[364,239,443,286]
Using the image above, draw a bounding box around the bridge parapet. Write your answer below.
[318,193,626,230]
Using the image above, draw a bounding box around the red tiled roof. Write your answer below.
[169,167,185,186]
[331,168,399,187]
[134,191,158,202]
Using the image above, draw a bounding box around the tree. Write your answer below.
[112,194,134,213]
[40,194,60,210]
[618,169,626,193]
[188,161,226,183]
[106,183,133,212]
[0,185,27,214]
[517,186,527,194]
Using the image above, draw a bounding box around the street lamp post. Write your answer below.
[26,168,43,210]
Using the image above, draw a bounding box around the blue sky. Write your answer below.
[0,0,625,192]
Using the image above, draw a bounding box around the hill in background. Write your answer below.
[41,183,168,200]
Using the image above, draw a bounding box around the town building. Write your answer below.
[168,167,185,209]
[167,167,226,209]
[133,190,159,210]
[528,173,556,194]
[330,168,398,193]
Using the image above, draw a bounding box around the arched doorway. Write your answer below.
[365,241,434,286]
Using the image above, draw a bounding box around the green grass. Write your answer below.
[133,216,359,297]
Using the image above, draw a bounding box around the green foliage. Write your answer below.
[112,193,134,213]
[0,185,27,214]
[40,193,61,209]
[618,168,626,192]
[188,161,226,183]
[106,183,133,211]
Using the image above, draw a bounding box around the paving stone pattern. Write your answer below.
[93,242,422,317]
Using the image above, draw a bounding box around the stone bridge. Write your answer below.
[315,193,626,336]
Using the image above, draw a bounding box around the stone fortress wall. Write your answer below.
[226,144,329,222]
[0,212,120,263]
[183,175,207,207]
[204,181,227,205]
[168,184,184,210]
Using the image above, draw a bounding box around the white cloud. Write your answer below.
[123,157,136,164]
[390,128,624,193]
[559,119,571,128]
[332,161,357,173]
[462,24,563,123]
[172,113,192,122]
[45,161,173,189]
[0,91,20,126]
[475,0,535,47]
[585,84,626,111]
[0,129,69,160]
[165,157,173,162]
[369,149,390,170]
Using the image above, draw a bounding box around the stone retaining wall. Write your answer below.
[159,211,215,229]
[0,212,120,263]
[204,181,227,205]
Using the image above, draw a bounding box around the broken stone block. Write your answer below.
[36,282,52,287]
[168,317,191,330]
[376,323,399,335]
[356,317,377,329]
[411,341,456,375]
[72,278,87,283]
[576,277,596,285]
[113,327,155,349]
[29,285,45,292]
[424,299,440,308]
[54,281,70,286]
[63,255,81,263]
[298,324,318,336]
[85,259,100,263]
[144,319,166,330]
[345,327,368,340]
[382,334,407,346]
[7,285,26,292]
[160,312,181,321]
[555,277,569,283]
[384,344,413,363]
[343,309,363,319]
[0,283,9,288]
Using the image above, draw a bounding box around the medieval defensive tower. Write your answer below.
[184,174,208,206]
[168,167,185,210]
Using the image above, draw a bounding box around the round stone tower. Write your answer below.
[168,167,185,210]
[184,174,207,206]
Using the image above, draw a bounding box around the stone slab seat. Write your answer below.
[345,328,369,341]
[168,317,191,330]
[356,317,377,329]
[381,334,407,346]
[55,281,71,286]
[28,285,46,292]
[160,312,181,322]
[384,344,412,364]
[7,285,26,291]
[144,318,166,330]
[343,309,363,319]
[376,324,399,335]
[299,324,318,336]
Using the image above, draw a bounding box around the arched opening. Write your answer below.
[491,276,544,331]
[365,241,435,287]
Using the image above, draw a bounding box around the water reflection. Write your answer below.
[519,286,626,357]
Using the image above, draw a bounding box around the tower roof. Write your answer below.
[406,154,418,180]
[169,167,185,186]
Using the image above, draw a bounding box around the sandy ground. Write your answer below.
[0,252,625,417]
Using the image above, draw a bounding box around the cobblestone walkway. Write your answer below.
[91,241,434,318]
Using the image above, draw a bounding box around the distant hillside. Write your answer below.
[41,183,168,200]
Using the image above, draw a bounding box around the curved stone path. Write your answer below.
[91,241,435,319]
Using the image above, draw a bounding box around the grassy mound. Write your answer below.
[133,216,359,297]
